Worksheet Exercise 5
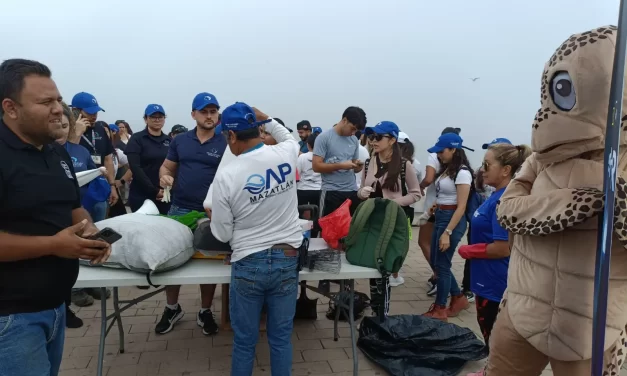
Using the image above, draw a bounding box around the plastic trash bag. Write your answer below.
[358,315,488,376]
[318,199,352,249]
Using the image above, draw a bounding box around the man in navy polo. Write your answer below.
[156,92,226,336]
[71,92,118,219]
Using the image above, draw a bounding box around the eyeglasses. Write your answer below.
[149,115,165,121]
[367,134,392,142]
[482,160,491,171]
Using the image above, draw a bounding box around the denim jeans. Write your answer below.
[230,250,299,376]
[430,208,467,306]
[168,204,194,217]
[0,304,66,376]
[89,200,108,223]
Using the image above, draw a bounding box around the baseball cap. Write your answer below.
[397,131,410,144]
[108,124,119,132]
[313,126,322,134]
[297,120,312,131]
[364,121,400,139]
[71,92,105,115]
[192,92,220,111]
[482,137,512,149]
[428,133,466,153]
[145,104,166,117]
[221,102,271,133]
[171,124,188,135]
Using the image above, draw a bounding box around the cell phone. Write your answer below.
[88,227,123,245]
[355,160,364,166]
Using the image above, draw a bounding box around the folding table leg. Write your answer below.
[333,281,343,341]
[348,280,358,376]
[113,287,125,353]
[96,287,107,376]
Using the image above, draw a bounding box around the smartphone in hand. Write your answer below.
[88,227,123,245]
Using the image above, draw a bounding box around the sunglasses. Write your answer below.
[367,134,392,142]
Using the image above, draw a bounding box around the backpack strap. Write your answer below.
[373,199,398,274]
[401,159,407,197]
[364,158,371,178]
[344,199,375,247]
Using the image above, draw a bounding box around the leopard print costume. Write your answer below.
[485,25,627,374]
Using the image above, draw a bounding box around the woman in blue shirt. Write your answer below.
[458,143,531,369]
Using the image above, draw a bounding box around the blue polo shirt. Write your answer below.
[469,187,509,302]
[62,142,96,198]
[166,128,227,211]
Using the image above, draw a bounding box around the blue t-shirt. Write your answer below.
[469,187,509,302]
[166,129,227,211]
[63,142,96,198]
[298,140,308,154]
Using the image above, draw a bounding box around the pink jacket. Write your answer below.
[359,159,421,206]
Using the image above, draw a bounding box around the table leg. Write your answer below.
[113,287,125,353]
[96,287,107,376]
[348,280,358,376]
[333,281,343,341]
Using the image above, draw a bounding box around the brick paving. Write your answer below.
[59,228,622,376]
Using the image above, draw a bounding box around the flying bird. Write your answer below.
[470,77,480,82]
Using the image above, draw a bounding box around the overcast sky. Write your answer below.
[1,0,621,166]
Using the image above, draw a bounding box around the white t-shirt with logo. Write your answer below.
[210,119,303,263]
[435,168,472,205]
[297,152,321,190]
[424,153,440,210]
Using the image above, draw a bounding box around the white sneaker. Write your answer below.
[389,275,405,287]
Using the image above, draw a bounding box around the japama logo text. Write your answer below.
[244,163,295,204]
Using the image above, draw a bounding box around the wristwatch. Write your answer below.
[445,229,452,236]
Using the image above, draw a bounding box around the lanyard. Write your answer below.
[81,128,97,154]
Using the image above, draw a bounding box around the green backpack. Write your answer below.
[344,198,410,275]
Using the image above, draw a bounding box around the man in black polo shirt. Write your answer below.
[0,59,111,376]
[156,92,226,336]
[71,91,119,221]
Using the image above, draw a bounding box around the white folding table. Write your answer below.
[74,249,380,376]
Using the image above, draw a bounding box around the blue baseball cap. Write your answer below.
[192,92,220,111]
[145,104,166,117]
[108,124,119,132]
[428,133,466,153]
[313,126,322,133]
[71,92,105,115]
[364,121,400,139]
[221,102,270,133]
[482,137,512,149]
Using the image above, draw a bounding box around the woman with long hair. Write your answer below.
[358,121,421,316]
[460,143,531,376]
[423,132,473,321]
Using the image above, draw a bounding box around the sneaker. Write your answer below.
[426,276,436,289]
[389,275,405,287]
[155,305,185,334]
[197,310,219,335]
[66,307,83,329]
[426,283,438,297]
[71,289,94,307]
[423,304,448,322]
[447,293,470,317]
[86,288,111,300]
[464,291,476,303]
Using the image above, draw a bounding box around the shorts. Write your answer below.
[428,214,435,223]
[297,190,321,207]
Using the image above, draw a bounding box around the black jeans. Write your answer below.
[462,225,472,293]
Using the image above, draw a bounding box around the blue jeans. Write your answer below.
[430,209,467,306]
[168,204,193,216]
[0,304,66,376]
[230,250,299,376]
[89,200,108,223]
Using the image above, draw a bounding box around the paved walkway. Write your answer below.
[58,228,623,376]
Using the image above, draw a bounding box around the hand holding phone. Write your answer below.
[88,227,123,245]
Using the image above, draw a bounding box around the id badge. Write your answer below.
[91,154,102,164]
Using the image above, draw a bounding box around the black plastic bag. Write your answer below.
[357,315,488,376]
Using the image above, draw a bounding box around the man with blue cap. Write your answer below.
[156,93,226,337]
[210,102,303,376]
[70,92,118,217]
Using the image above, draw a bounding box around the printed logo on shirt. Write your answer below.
[60,161,73,179]
[206,148,221,158]
[71,156,84,169]
[244,163,295,204]
[163,140,170,147]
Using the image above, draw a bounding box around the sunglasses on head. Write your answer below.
[368,134,392,142]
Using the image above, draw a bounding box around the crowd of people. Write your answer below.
[0,56,530,376]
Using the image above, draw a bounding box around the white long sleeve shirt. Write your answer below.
[209,119,303,263]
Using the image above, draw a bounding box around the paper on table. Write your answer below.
[308,238,330,251]
[76,167,106,187]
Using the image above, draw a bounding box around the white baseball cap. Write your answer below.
[397,131,410,143]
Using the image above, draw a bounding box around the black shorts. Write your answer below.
[297,189,321,207]
[427,214,435,223]
[319,190,361,217]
